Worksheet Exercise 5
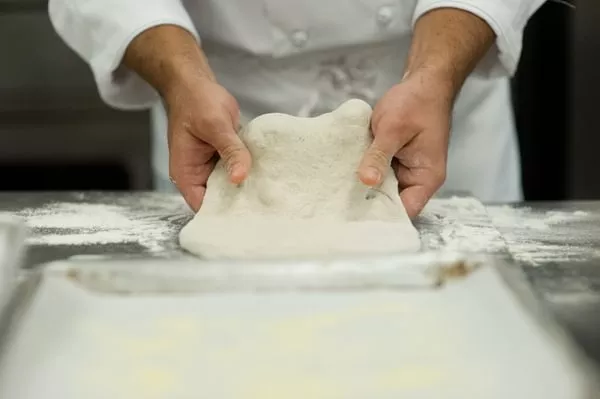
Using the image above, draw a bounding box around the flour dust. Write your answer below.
[12,194,599,266]
[420,197,598,266]
[15,193,192,253]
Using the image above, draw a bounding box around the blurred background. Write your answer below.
[0,0,592,201]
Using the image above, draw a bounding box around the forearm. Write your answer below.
[123,25,215,101]
[405,8,496,100]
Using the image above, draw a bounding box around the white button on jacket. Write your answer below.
[48,0,545,203]
[376,6,395,27]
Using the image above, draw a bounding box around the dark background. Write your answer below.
[512,0,579,201]
[0,0,151,192]
[0,1,592,201]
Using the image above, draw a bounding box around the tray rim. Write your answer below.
[41,250,484,294]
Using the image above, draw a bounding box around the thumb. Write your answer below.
[358,134,402,186]
[211,127,252,184]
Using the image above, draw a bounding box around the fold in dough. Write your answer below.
[179,99,420,259]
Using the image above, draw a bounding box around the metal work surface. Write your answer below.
[0,254,597,398]
[1,192,600,367]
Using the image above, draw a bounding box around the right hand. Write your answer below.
[165,77,252,211]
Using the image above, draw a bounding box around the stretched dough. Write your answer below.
[179,99,420,259]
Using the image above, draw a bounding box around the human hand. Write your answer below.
[121,25,252,211]
[358,72,453,218]
[165,77,251,211]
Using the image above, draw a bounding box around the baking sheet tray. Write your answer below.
[0,253,598,398]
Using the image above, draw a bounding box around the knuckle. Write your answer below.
[376,113,411,132]
[367,147,391,167]
[201,113,226,132]
[168,163,181,180]
[432,167,447,186]
[224,95,240,117]
[168,173,183,190]
[220,143,244,162]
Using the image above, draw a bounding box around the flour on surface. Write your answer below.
[418,197,507,254]
[485,205,596,265]
[16,193,192,253]
[12,193,599,265]
[419,197,598,266]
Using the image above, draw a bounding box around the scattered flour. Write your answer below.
[11,194,600,265]
[487,205,596,265]
[420,197,598,266]
[15,194,192,253]
[418,197,507,254]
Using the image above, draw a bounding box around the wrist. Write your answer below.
[160,58,214,104]
[402,65,457,105]
[403,8,496,103]
[123,24,215,102]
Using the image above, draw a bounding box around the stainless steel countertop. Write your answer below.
[493,201,600,369]
[2,192,600,367]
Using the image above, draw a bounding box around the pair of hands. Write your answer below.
[166,72,452,218]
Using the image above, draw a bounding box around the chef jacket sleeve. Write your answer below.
[48,0,199,109]
[412,0,546,78]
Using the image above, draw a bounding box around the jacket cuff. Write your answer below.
[412,0,522,78]
[91,1,199,109]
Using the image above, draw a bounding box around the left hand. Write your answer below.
[358,71,453,218]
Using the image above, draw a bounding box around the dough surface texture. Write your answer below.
[179,99,420,259]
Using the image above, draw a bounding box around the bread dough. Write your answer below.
[179,99,420,259]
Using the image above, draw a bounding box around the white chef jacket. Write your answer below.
[49,0,545,203]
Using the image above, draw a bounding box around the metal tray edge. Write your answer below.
[492,255,600,397]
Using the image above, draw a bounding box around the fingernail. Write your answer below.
[366,167,381,184]
[229,163,245,182]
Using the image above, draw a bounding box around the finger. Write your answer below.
[179,184,206,213]
[400,185,437,219]
[169,137,217,212]
[358,130,406,187]
[394,161,423,189]
[210,127,252,184]
[171,160,215,212]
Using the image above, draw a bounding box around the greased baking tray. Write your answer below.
[0,252,598,399]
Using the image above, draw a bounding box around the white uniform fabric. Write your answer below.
[49,0,545,203]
